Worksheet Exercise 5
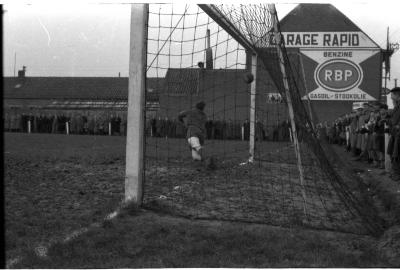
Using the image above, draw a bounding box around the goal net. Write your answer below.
[142,4,385,235]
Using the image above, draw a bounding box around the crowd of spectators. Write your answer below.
[3,111,126,135]
[3,110,294,142]
[146,117,292,141]
[316,102,389,169]
[6,89,400,183]
[315,100,396,177]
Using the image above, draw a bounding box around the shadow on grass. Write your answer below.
[13,209,391,269]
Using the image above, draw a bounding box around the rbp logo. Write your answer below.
[315,59,363,92]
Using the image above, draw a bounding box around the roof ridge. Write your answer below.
[279,3,363,32]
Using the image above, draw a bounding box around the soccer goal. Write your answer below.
[125,4,384,236]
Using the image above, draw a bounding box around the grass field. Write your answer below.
[4,132,395,267]
[4,133,126,265]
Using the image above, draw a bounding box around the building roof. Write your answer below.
[279,4,361,32]
[3,77,162,101]
[163,68,252,97]
[164,68,200,96]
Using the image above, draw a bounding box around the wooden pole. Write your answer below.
[249,54,257,162]
[270,4,308,218]
[298,52,314,128]
[125,4,148,204]
[14,52,17,77]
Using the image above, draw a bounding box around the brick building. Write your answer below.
[3,71,161,115]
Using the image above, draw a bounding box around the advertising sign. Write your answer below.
[281,30,382,102]
[279,32,378,49]
[300,49,378,101]
[273,4,382,122]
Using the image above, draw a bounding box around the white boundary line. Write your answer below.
[6,206,125,268]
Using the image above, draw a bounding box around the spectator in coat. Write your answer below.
[45,113,54,133]
[387,87,400,181]
[242,119,250,141]
[4,113,10,132]
[255,119,264,141]
[155,116,163,137]
[234,120,241,140]
[354,108,371,161]
[205,119,213,139]
[69,112,78,134]
[9,113,15,132]
[272,121,279,141]
[87,112,96,135]
[175,118,186,138]
[226,119,234,140]
[114,114,122,135]
[350,109,361,156]
[214,120,224,140]
[164,117,173,138]
[373,105,388,169]
[167,117,176,138]
[76,113,85,134]
[51,113,58,133]
[119,113,126,136]
[150,117,156,137]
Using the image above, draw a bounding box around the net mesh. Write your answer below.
[142,4,385,236]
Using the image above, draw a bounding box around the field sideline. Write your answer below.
[4,132,394,267]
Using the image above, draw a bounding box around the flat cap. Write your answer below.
[196,101,206,110]
[390,87,400,93]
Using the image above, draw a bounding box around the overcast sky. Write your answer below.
[3,0,400,89]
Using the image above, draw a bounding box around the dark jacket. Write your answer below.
[387,104,400,158]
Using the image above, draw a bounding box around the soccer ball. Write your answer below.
[243,72,254,84]
[205,156,217,170]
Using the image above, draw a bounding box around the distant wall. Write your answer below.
[158,66,292,124]
[158,69,251,122]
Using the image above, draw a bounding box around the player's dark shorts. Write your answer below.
[186,126,205,146]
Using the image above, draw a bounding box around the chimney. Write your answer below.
[18,66,26,78]
[206,29,211,48]
[205,29,213,70]
[245,50,252,71]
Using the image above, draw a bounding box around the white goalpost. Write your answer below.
[249,53,257,163]
[124,3,306,208]
[125,4,148,204]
